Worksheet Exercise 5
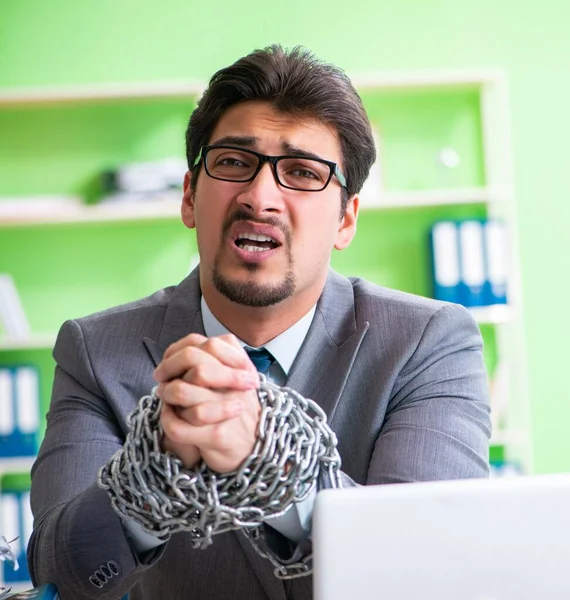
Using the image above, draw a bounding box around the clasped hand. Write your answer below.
[154,333,261,473]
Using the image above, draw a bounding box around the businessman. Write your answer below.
[28,45,491,600]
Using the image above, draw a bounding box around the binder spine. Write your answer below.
[0,366,40,458]
[458,220,486,307]
[430,221,460,304]
[484,219,508,305]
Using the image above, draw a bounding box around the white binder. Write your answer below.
[458,220,486,306]
[431,221,460,303]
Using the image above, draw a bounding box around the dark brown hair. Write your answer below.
[185,45,376,215]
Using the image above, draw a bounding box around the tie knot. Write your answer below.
[245,348,275,375]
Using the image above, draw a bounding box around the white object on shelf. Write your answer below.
[0,275,30,339]
[0,333,57,351]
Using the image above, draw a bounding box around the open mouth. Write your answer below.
[234,233,280,252]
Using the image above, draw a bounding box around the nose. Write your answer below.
[235,162,285,215]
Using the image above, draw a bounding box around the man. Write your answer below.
[28,45,491,600]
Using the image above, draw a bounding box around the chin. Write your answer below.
[212,270,296,308]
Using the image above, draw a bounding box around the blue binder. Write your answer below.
[1,491,32,585]
[0,366,40,458]
[430,221,461,304]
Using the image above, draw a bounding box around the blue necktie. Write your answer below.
[246,348,275,375]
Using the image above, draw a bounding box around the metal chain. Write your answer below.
[98,375,342,578]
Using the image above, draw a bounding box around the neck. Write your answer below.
[201,278,325,347]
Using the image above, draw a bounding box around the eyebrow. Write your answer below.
[209,135,258,148]
[280,142,325,162]
[209,136,329,163]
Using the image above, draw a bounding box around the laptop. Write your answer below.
[313,473,570,600]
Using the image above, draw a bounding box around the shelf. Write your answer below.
[490,428,526,447]
[0,187,510,227]
[350,69,503,91]
[469,304,514,325]
[360,186,508,210]
[0,334,56,350]
[0,456,35,476]
[0,197,182,226]
[0,72,505,108]
[0,80,205,106]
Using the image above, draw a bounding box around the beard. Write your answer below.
[212,262,295,307]
[210,209,295,307]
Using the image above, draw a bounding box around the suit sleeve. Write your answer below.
[252,303,491,572]
[28,320,164,600]
[366,302,491,484]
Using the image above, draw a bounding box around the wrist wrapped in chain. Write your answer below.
[98,375,342,552]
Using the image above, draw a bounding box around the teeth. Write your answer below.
[237,233,275,243]
[242,245,271,252]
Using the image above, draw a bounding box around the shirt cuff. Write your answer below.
[262,486,317,543]
[121,517,168,554]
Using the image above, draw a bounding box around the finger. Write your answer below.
[199,336,253,370]
[179,398,245,427]
[154,345,218,382]
[158,376,257,409]
[182,363,259,390]
[163,332,208,360]
[158,380,219,408]
[161,401,198,445]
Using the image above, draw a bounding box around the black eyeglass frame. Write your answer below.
[193,144,348,192]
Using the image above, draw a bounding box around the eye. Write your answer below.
[215,156,249,168]
[291,167,319,180]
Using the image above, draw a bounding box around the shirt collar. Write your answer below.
[200,296,316,376]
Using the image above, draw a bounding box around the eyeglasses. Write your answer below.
[193,145,347,192]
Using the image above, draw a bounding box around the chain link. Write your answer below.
[98,375,342,578]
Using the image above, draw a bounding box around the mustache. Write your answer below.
[222,209,292,245]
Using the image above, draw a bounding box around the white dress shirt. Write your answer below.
[123,297,318,553]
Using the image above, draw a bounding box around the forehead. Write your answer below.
[208,100,342,161]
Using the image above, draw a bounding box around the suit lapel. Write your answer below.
[287,270,369,425]
[142,268,205,367]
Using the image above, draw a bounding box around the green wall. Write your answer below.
[1,0,569,473]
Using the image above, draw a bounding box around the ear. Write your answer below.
[334,194,359,250]
[181,171,196,229]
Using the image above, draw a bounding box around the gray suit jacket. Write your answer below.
[28,269,491,600]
